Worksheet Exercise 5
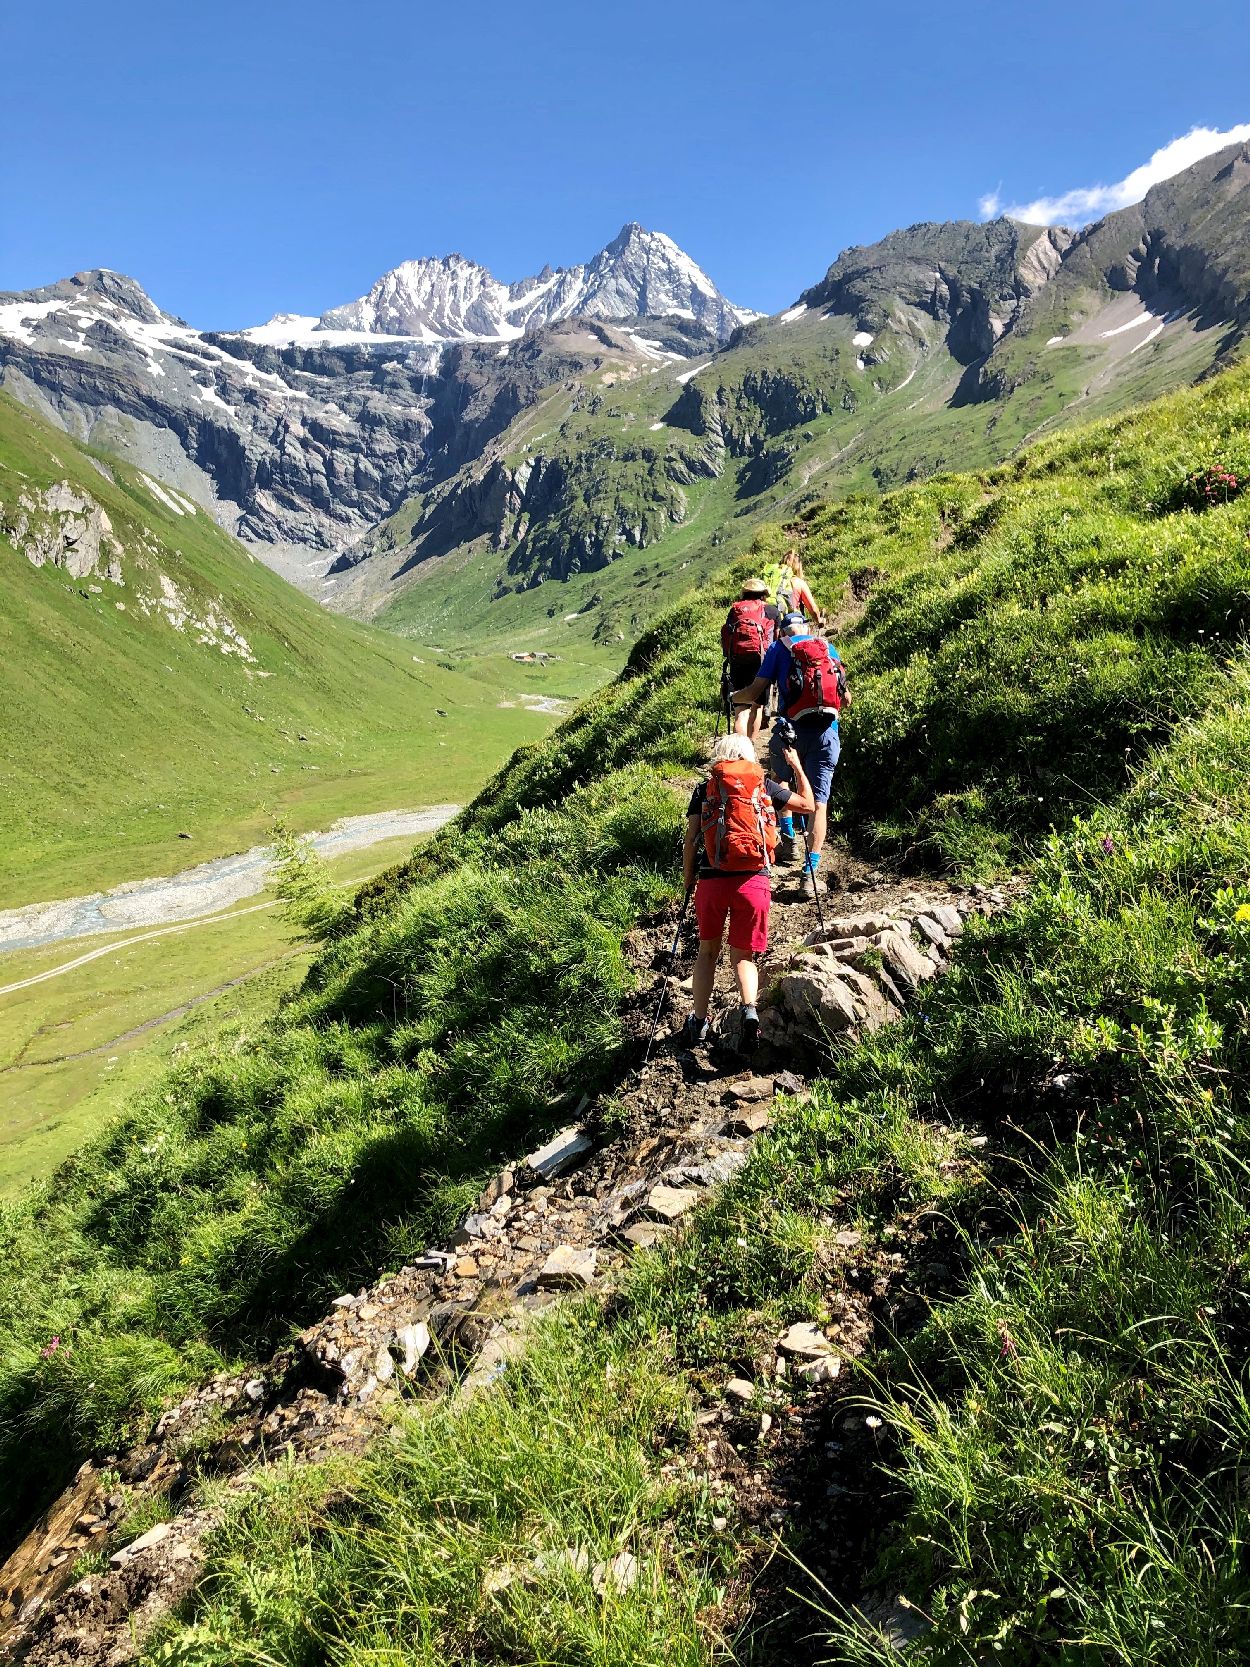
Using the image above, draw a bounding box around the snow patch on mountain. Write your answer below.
[140,473,188,516]
[0,299,73,344]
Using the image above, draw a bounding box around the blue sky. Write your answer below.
[3,0,1249,327]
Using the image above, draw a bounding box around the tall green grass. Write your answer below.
[8,352,1250,1663]
[792,367,1250,870]
[146,360,1250,1664]
[148,1307,722,1667]
[0,769,683,1541]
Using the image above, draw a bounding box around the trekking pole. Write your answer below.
[800,826,827,935]
[641,887,694,1070]
[719,660,733,736]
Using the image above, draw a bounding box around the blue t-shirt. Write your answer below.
[759,634,843,720]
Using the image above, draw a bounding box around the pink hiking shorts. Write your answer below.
[695,872,771,955]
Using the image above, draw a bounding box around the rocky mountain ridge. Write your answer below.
[313,223,756,344]
[798,218,1075,361]
[337,145,1250,617]
[3,146,1250,610]
[0,273,711,584]
[0,226,744,585]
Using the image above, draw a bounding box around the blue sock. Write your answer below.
[779,815,794,838]
[805,850,821,873]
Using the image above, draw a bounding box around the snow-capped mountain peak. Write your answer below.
[311,224,756,345]
[319,253,514,341]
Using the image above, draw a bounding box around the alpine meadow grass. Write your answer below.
[3,356,1250,1665]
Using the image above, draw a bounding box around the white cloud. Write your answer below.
[981,122,1250,227]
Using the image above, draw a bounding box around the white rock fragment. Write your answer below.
[109,1522,170,1568]
[397,1321,431,1376]
[526,1123,594,1179]
[592,1550,639,1594]
[777,1322,834,1359]
[537,1245,598,1289]
[795,1355,842,1385]
[643,1183,701,1223]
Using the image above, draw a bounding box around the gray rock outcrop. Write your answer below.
[1,481,124,582]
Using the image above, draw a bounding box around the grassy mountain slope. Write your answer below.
[0,393,552,906]
[146,353,1250,1665]
[1,352,1248,1659]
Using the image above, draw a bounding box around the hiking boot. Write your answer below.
[681,1013,709,1048]
[801,866,821,899]
[776,834,798,865]
[738,1007,760,1055]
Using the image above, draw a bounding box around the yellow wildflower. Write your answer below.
[1236,903,1250,924]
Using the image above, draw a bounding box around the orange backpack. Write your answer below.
[701,759,778,872]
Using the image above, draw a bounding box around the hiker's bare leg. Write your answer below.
[733,703,762,740]
[730,946,758,1007]
[693,938,721,1019]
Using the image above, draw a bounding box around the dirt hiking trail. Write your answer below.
[1,819,1019,1664]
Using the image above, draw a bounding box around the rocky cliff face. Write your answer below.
[0,230,744,590]
[1056,141,1250,329]
[0,271,439,580]
[333,411,727,602]
[0,290,706,587]
[799,219,1077,362]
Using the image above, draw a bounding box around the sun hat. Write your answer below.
[740,577,770,597]
[780,611,807,634]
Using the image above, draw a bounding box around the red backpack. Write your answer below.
[785,637,847,719]
[701,759,779,872]
[721,599,770,660]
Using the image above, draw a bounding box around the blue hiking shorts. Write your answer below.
[770,715,841,805]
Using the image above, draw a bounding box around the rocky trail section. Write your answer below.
[0,860,1016,1665]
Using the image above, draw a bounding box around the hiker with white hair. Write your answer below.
[732,611,847,898]
[680,732,815,1053]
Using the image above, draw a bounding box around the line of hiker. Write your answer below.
[674,564,848,1055]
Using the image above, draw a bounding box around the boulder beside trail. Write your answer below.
[760,887,1014,1061]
